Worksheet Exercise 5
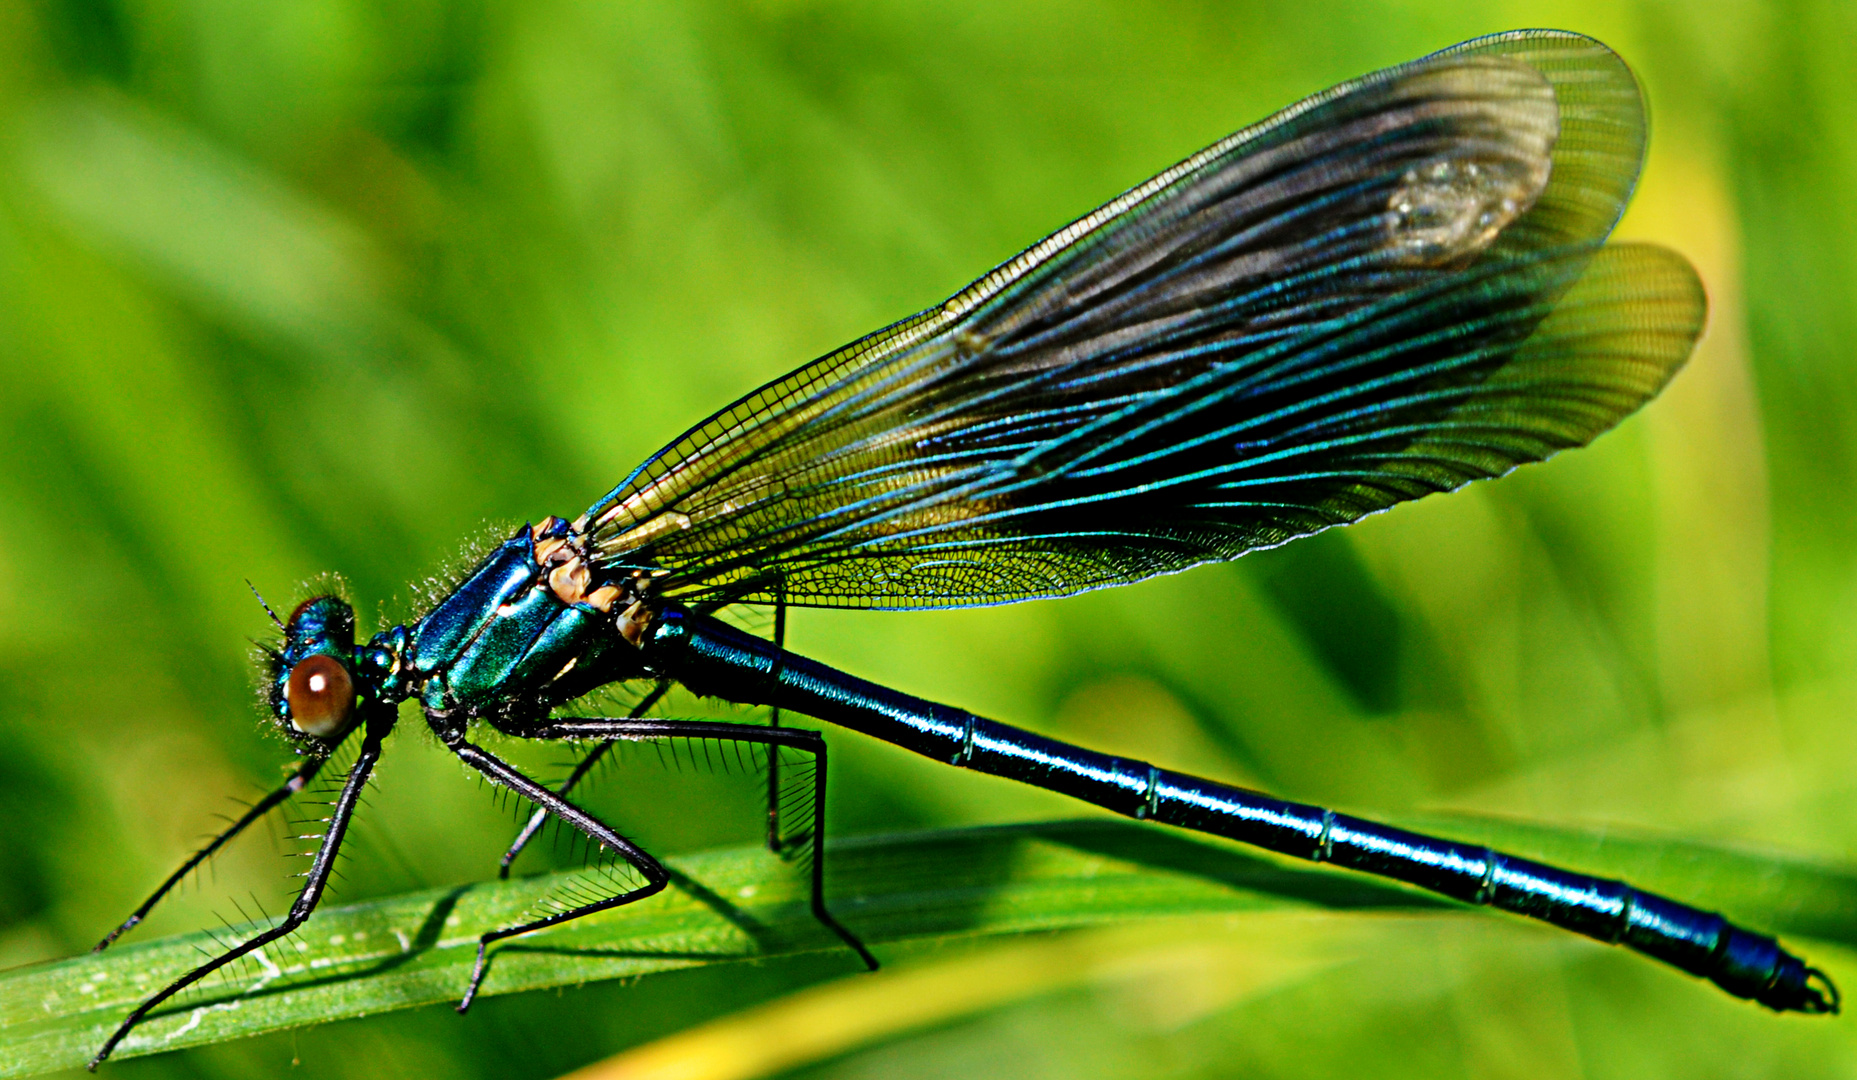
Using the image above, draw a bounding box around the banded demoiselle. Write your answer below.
[87,28,1839,1068]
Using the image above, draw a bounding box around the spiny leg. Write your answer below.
[95,757,325,952]
[445,737,670,1011]
[767,591,787,853]
[90,721,383,1069]
[497,680,670,878]
[533,717,877,970]
[676,586,792,854]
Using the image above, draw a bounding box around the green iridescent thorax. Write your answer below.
[395,517,653,720]
[267,518,659,743]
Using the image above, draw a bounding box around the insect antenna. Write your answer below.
[247,580,285,629]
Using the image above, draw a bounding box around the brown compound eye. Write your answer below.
[286,654,356,738]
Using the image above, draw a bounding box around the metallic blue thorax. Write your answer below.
[377,518,644,718]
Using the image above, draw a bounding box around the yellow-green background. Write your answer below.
[3,0,1857,1077]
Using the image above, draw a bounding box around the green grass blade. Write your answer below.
[3,818,1851,1077]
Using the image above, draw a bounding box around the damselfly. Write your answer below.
[87,28,1839,1068]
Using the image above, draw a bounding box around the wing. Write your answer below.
[581,30,1702,609]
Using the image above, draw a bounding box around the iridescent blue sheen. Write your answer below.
[640,607,1829,1013]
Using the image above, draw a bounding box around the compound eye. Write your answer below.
[286,654,356,738]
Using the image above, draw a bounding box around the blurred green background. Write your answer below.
[3,0,1857,1077]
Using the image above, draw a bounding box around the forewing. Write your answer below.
[584,31,1694,608]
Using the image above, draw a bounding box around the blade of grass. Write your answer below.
[4,817,1853,1077]
[552,912,1398,1080]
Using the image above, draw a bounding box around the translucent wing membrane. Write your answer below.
[583,30,1701,609]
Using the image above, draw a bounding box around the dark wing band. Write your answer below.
[582,31,1700,609]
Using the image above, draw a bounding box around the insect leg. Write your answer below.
[532,717,877,971]
[94,757,324,952]
[767,589,787,853]
[90,721,384,1070]
[497,680,670,878]
[445,737,669,1011]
